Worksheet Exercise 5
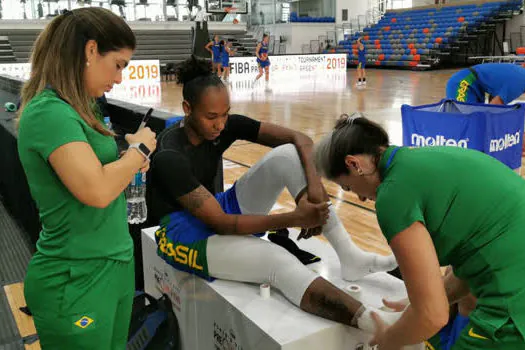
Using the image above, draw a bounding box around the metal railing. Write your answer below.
[468,55,525,63]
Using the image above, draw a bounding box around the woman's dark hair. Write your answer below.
[262,34,269,40]
[175,55,224,107]
[219,40,225,53]
[314,113,389,180]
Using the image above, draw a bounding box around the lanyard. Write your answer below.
[385,147,400,169]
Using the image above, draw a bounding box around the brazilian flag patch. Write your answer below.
[74,316,94,329]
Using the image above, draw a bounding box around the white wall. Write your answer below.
[411,0,435,7]
[507,12,525,41]
[264,22,335,53]
[336,0,369,24]
[288,0,334,17]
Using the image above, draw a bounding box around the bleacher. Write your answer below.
[336,0,522,69]
[0,29,193,65]
[209,30,258,57]
[134,30,192,63]
[0,28,257,65]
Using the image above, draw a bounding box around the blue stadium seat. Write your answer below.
[337,0,522,68]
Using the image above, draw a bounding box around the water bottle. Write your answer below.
[127,172,148,224]
[105,116,147,224]
[104,116,112,131]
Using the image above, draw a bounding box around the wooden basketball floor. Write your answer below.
[139,68,468,256]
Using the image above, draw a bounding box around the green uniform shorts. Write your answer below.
[426,314,525,350]
[24,253,134,350]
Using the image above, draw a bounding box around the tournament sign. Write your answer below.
[228,54,346,80]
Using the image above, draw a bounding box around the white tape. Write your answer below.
[345,284,362,301]
[260,283,270,299]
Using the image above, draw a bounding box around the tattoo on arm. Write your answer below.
[179,186,212,212]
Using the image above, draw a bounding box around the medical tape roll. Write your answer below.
[260,283,270,299]
[345,284,362,301]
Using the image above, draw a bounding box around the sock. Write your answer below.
[233,145,396,279]
[268,230,322,265]
[357,307,403,334]
[268,228,290,237]
[323,207,398,281]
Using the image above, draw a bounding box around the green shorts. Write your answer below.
[425,314,470,350]
[450,319,525,350]
[24,253,134,350]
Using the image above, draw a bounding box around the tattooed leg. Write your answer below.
[300,277,363,325]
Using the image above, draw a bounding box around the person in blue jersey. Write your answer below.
[220,40,236,82]
[446,62,525,156]
[205,34,222,76]
[356,37,367,87]
[253,34,271,89]
[446,63,525,104]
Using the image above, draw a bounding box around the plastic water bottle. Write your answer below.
[104,116,112,131]
[127,172,148,224]
[104,116,147,224]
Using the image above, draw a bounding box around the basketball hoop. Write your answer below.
[224,7,238,13]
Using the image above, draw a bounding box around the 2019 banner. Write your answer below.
[0,59,161,83]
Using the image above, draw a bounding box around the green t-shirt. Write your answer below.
[17,89,132,261]
[376,146,525,337]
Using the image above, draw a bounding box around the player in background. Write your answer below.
[221,40,236,83]
[253,34,271,90]
[356,37,367,87]
[205,34,222,76]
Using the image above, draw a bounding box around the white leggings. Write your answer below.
[207,144,319,306]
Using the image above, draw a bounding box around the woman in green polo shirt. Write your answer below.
[17,8,156,349]
[314,113,525,350]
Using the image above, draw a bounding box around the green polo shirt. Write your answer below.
[375,146,525,341]
[17,89,132,261]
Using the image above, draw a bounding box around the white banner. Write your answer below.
[228,70,347,101]
[105,81,162,106]
[0,59,161,83]
[228,53,347,80]
[0,63,31,80]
